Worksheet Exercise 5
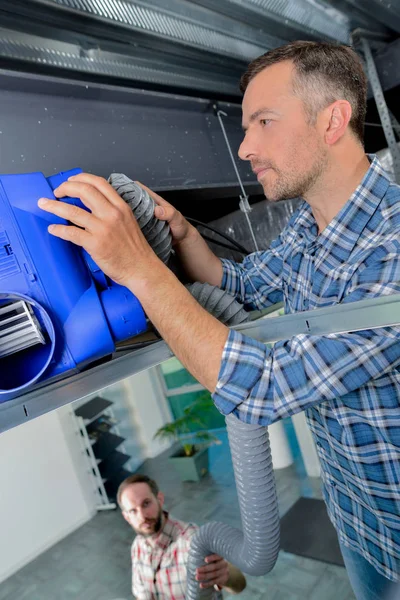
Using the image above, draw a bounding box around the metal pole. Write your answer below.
[361,38,400,183]
[214,107,259,252]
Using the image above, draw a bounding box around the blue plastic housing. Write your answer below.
[0,168,147,402]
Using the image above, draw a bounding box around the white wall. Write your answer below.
[0,366,173,584]
[124,367,173,459]
[0,408,95,584]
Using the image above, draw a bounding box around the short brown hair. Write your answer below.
[117,474,159,509]
[240,40,367,144]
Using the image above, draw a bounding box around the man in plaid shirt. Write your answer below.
[117,474,246,599]
[42,40,400,600]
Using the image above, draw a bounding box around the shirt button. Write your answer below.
[316,442,322,447]
[330,481,336,487]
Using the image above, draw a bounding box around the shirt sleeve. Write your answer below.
[213,243,400,425]
[179,523,198,559]
[220,234,287,311]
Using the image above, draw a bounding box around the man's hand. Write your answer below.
[38,172,228,393]
[37,173,164,289]
[136,183,223,287]
[137,182,197,249]
[196,554,229,590]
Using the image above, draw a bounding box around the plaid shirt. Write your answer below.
[131,513,222,599]
[214,156,400,582]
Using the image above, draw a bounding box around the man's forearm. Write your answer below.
[175,225,224,287]
[223,564,247,595]
[129,261,229,392]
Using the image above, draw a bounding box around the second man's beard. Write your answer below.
[137,507,163,537]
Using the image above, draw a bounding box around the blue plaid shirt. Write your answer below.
[214,156,400,581]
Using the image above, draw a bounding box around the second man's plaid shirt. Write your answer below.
[213,156,400,582]
[131,513,222,599]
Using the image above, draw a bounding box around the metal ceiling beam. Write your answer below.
[0,0,284,63]
[321,0,394,36]
[2,25,397,100]
[2,293,400,434]
[0,0,288,99]
[0,29,242,97]
[0,0,397,101]
[373,38,400,93]
[191,0,351,44]
[330,0,400,35]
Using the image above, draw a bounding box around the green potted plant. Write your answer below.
[153,392,222,482]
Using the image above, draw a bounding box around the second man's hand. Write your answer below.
[196,555,247,594]
[196,554,230,590]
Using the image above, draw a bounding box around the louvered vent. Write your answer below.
[0,300,45,358]
[0,232,20,280]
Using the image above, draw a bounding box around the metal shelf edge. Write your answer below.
[0,341,173,434]
[2,294,400,434]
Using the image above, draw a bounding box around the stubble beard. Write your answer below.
[259,147,328,203]
[136,506,163,538]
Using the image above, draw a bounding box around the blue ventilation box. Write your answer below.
[0,168,147,402]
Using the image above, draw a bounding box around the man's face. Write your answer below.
[239,60,328,202]
[121,483,164,537]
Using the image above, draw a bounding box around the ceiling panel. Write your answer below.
[0,0,397,99]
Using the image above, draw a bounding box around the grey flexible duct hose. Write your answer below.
[109,176,280,598]
[108,173,172,264]
[186,414,280,599]
[187,282,249,326]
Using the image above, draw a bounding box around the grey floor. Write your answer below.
[0,430,355,600]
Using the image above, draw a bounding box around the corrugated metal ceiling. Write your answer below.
[0,0,397,97]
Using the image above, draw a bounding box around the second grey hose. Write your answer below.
[187,282,249,326]
[109,173,280,599]
[185,413,280,599]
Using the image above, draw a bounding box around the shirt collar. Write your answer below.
[293,155,391,254]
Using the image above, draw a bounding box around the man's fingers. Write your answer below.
[136,181,180,223]
[200,581,223,589]
[197,566,226,579]
[197,555,224,573]
[136,182,175,222]
[200,582,215,589]
[133,181,193,246]
[52,181,116,219]
[46,223,91,247]
[64,173,127,209]
[196,560,228,583]
[199,575,227,589]
[136,181,170,208]
[205,554,223,563]
[197,563,223,575]
[151,195,186,229]
[154,205,168,220]
[153,203,179,224]
[38,198,98,231]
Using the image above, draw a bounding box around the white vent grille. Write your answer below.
[0,300,45,358]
